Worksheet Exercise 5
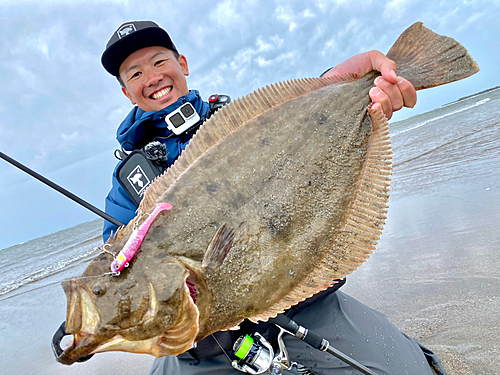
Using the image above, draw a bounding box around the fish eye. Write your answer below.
[92,284,107,297]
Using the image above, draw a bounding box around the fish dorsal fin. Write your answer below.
[109,74,359,243]
[247,108,392,323]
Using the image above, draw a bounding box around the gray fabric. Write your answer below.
[148,291,434,375]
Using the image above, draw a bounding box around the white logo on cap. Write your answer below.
[117,24,137,39]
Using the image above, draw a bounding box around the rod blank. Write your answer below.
[0,151,124,228]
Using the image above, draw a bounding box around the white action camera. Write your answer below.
[164,102,201,135]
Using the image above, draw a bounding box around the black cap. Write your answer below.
[101,21,178,77]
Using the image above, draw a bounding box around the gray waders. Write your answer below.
[148,291,439,375]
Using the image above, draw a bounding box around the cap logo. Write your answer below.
[117,23,136,39]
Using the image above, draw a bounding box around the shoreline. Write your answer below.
[445,85,500,106]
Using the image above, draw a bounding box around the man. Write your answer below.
[101,21,440,374]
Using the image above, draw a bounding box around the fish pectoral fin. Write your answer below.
[202,224,235,269]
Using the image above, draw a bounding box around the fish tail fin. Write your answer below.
[387,22,479,90]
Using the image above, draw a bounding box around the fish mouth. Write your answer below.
[55,277,200,365]
[52,323,98,365]
[90,280,200,358]
[55,279,106,365]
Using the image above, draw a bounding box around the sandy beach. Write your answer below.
[54,183,500,374]
[344,180,500,374]
[2,168,498,375]
[343,96,500,374]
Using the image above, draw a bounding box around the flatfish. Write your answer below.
[56,22,479,365]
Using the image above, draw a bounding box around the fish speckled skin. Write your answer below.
[57,22,479,365]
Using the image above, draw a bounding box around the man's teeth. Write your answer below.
[151,87,172,100]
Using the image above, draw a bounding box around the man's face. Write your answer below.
[119,46,189,112]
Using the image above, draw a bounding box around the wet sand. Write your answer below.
[344,181,500,374]
[4,180,498,375]
[343,123,500,373]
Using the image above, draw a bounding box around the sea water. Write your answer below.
[0,220,103,299]
[0,87,499,374]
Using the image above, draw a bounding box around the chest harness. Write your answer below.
[114,94,230,206]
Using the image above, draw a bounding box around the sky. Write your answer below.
[0,0,498,250]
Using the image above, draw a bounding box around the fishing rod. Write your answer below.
[0,151,124,228]
[230,313,378,375]
[269,315,378,375]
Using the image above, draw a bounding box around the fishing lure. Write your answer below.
[110,202,172,275]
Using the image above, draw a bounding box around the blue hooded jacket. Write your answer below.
[103,90,210,241]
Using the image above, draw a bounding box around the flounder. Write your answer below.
[57,22,479,364]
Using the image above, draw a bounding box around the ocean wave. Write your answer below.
[392,98,491,137]
[0,244,101,297]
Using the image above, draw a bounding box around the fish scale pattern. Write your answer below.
[107,74,392,326]
[249,108,392,322]
[108,74,359,243]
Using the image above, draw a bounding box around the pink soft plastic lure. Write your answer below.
[110,203,172,275]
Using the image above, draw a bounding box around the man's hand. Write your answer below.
[323,50,417,120]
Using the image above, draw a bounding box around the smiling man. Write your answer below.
[119,46,190,111]
[101,21,417,241]
[100,21,441,375]
[101,22,214,239]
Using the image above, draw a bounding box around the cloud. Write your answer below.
[256,51,295,67]
[275,4,319,33]
[383,0,414,19]
[14,66,41,90]
[313,0,350,12]
[0,0,498,249]
[301,8,316,18]
[276,5,299,32]
[457,11,485,31]
[10,21,69,61]
[209,0,244,28]
[434,6,460,28]
[61,131,80,141]
[321,38,337,57]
